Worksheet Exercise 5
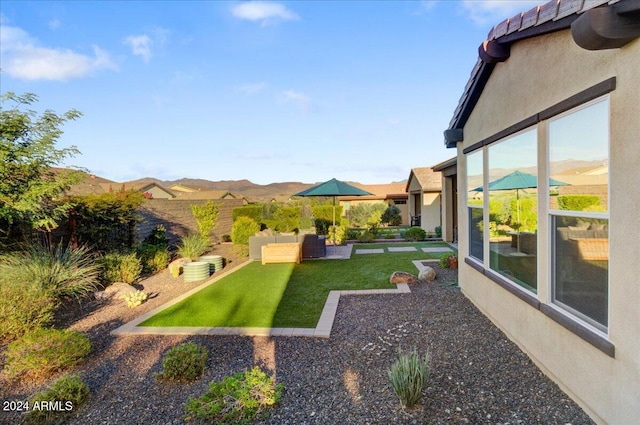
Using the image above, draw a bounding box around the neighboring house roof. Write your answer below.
[405,168,442,193]
[444,0,640,148]
[173,190,239,200]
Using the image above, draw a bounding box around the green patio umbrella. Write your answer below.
[474,170,568,251]
[294,178,372,255]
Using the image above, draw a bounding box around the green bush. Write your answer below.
[184,366,283,424]
[26,374,90,424]
[388,347,431,408]
[272,206,301,232]
[313,218,332,235]
[357,230,375,243]
[143,224,169,248]
[435,225,442,238]
[404,227,426,242]
[136,244,169,274]
[557,194,602,212]
[312,205,342,222]
[345,229,361,240]
[0,280,56,344]
[0,243,100,300]
[329,225,347,245]
[232,205,263,223]
[99,251,142,284]
[176,234,210,260]
[156,342,208,382]
[5,329,91,380]
[231,217,260,245]
[222,234,232,243]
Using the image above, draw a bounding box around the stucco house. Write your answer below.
[432,157,457,243]
[405,167,442,234]
[443,0,640,423]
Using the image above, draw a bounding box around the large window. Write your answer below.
[488,129,538,292]
[549,98,609,332]
[467,151,483,260]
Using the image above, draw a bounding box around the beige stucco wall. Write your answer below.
[457,30,640,424]
[407,174,442,233]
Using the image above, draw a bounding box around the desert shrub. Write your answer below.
[349,202,387,228]
[99,251,142,284]
[232,205,263,223]
[231,217,260,246]
[0,279,56,344]
[5,329,91,380]
[382,204,402,226]
[388,347,431,408]
[184,366,283,424]
[156,342,208,382]
[557,194,601,212]
[357,230,375,243]
[404,227,426,242]
[0,243,100,300]
[121,289,148,308]
[136,243,169,274]
[26,374,90,424]
[176,234,210,260]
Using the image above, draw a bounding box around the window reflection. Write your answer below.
[487,129,538,292]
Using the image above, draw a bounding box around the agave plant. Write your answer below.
[0,242,100,300]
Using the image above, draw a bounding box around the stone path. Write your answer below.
[112,242,456,339]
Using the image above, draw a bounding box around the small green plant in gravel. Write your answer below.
[121,289,148,308]
[156,342,208,382]
[5,329,91,380]
[176,234,210,260]
[26,374,90,424]
[388,347,431,408]
[184,366,283,424]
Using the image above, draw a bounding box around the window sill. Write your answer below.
[463,256,615,358]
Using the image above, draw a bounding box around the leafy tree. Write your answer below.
[191,201,220,239]
[381,204,402,226]
[0,92,85,236]
[272,206,301,232]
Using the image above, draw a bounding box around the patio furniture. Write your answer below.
[249,233,326,260]
[261,243,302,265]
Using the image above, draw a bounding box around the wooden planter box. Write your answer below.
[261,243,302,265]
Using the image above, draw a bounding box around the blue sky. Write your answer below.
[1,0,540,184]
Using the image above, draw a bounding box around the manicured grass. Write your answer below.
[140,243,455,329]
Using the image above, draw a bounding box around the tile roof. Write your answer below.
[445,0,625,147]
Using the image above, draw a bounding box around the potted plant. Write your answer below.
[447,255,458,269]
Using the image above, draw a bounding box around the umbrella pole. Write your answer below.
[516,190,521,252]
[333,196,336,256]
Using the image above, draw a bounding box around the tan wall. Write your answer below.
[420,192,441,233]
[458,30,640,424]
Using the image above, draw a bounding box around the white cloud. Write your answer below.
[0,24,118,81]
[124,34,153,63]
[48,19,61,30]
[280,90,311,112]
[231,1,299,26]
[461,0,541,26]
[238,82,267,95]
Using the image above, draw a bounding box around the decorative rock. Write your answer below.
[168,257,191,277]
[95,282,137,300]
[390,271,419,285]
[419,266,437,282]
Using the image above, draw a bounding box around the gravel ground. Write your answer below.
[0,244,593,425]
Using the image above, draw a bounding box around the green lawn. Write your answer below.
[140,242,455,329]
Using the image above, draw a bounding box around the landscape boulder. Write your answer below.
[419,266,437,282]
[390,271,419,285]
[95,282,137,300]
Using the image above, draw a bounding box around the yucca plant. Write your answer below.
[0,242,100,300]
[176,234,210,260]
[388,347,431,408]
